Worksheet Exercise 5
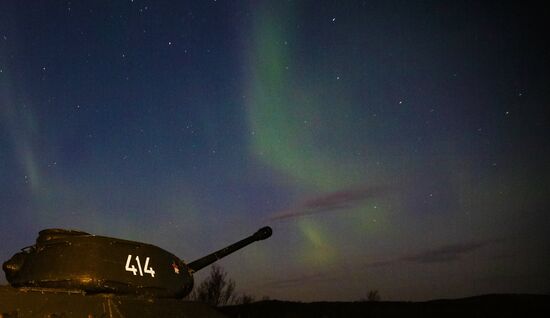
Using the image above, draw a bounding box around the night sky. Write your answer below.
[1,1,549,301]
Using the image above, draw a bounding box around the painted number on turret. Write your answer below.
[125,255,156,277]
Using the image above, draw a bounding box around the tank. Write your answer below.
[2,226,272,299]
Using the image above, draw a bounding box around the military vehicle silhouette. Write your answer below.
[3,226,272,298]
[0,227,272,318]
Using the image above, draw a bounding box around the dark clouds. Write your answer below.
[268,186,388,221]
[264,272,341,289]
[265,240,497,290]
[402,241,488,263]
[366,240,499,268]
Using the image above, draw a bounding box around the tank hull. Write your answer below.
[3,226,272,299]
[4,234,193,298]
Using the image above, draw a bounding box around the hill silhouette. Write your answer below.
[220,294,550,318]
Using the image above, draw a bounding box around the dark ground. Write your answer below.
[220,294,550,318]
[1,286,548,317]
[0,285,225,318]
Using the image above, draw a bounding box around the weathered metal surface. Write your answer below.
[187,226,272,273]
[3,229,194,298]
[2,226,272,299]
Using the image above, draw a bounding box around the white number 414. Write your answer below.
[125,254,156,277]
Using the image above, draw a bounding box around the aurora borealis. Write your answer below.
[1,1,549,301]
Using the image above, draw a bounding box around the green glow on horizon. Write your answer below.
[299,219,337,266]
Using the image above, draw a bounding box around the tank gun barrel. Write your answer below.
[187,226,272,273]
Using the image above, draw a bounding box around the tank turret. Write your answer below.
[2,226,272,298]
